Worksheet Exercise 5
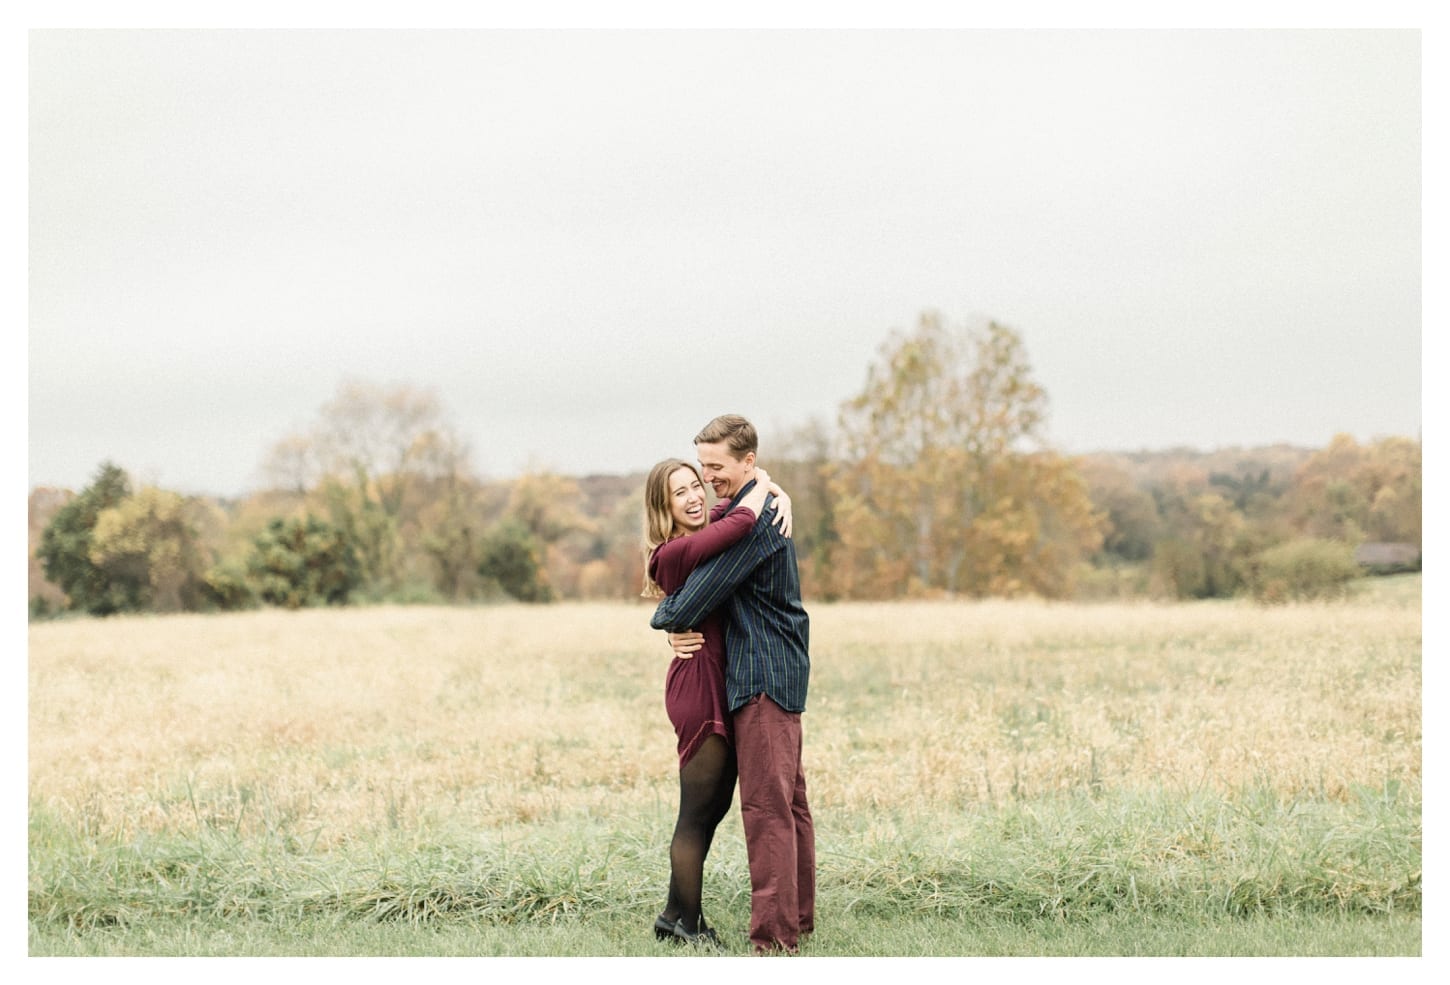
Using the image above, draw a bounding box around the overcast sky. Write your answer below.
[27,26,1423,498]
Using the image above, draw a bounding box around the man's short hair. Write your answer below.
[694,414,758,459]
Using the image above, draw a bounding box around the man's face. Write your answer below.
[696,441,755,500]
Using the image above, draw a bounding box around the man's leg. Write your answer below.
[734,694,805,953]
[791,741,815,936]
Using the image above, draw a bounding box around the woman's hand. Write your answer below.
[667,631,705,659]
[764,474,793,538]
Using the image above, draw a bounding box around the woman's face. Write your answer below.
[668,465,708,533]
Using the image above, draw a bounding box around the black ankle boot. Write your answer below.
[672,918,723,949]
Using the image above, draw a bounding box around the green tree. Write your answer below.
[477,519,551,602]
[201,558,258,611]
[246,516,362,609]
[834,312,1102,598]
[36,462,142,615]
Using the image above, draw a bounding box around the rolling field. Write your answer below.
[28,578,1422,956]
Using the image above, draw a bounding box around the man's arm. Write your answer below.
[650,506,779,631]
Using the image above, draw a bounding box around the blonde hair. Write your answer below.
[640,458,705,598]
[694,414,758,459]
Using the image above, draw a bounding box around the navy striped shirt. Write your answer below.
[650,480,811,713]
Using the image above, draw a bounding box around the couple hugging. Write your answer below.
[641,413,815,955]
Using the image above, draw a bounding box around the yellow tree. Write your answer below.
[89,487,225,612]
[1364,436,1422,545]
[1286,434,1422,546]
[504,470,597,598]
[835,312,1102,598]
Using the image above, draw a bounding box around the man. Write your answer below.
[650,414,816,955]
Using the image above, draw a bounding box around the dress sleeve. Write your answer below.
[650,524,781,632]
[652,506,758,580]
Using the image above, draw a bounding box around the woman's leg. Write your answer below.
[667,734,736,934]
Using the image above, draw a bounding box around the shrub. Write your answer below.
[1075,561,1151,601]
[246,516,362,609]
[1244,538,1360,603]
[202,559,258,611]
[477,519,551,603]
[1149,538,1206,599]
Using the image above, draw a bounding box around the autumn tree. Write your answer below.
[770,417,844,600]
[578,491,647,599]
[502,470,596,599]
[1285,434,1421,546]
[833,313,1102,598]
[552,474,643,601]
[89,486,223,612]
[401,428,502,602]
[1149,489,1258,599]
[418,472,485,602]
[309,380,459,515]
[260,380,477,596]
[1364,437,1422,546]
[1078,457,1163,563]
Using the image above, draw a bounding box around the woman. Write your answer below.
[641,458,789,946]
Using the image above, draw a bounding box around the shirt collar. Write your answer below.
[729,477,759,509]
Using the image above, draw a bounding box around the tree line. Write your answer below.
[28,313,1421,618]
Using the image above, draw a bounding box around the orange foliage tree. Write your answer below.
[1285,434,1421,546]
[831,312,1103,598]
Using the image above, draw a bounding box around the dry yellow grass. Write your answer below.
[29,595,1421,848]
[809,599,1420,813]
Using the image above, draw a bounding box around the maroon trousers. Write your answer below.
[733,694,816,952]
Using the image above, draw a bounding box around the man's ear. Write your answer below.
[743,451,756,469]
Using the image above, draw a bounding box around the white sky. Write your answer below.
[25,19,1427,497]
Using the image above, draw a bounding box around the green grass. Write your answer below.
[29,785,1419,956]
[29,910,1421,957]
[1347,572,1421,607]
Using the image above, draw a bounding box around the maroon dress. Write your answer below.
[648,504,758,768]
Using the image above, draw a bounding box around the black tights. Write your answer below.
[661,734,737,934]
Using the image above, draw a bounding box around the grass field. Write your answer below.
[28,576,1422,957]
